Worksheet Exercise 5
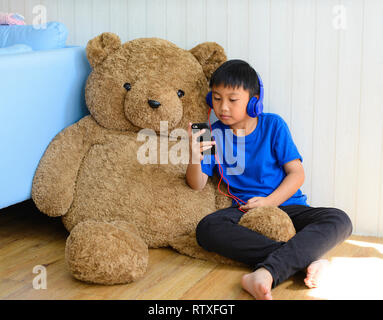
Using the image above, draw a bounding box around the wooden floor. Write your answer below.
[1,200,383,300]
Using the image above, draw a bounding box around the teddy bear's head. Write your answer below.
[85,33,226,133]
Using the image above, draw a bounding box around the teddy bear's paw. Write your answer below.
[65,220,148,285]
[238,206,296,242]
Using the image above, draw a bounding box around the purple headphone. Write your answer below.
[205,73,264,118]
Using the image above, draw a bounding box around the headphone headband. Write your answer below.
[206,73,264,118]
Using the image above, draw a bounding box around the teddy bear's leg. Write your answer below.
[169,232,245,267]
[65,220,148,285]
[238,206,296,242]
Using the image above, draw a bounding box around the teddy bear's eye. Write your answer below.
[123,83,131,91]
[177,90,185,98]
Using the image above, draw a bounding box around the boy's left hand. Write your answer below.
[239,197,271,211]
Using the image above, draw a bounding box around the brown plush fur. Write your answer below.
[65,220,148,284]
[32,33,296,285]
[239,207,296,242]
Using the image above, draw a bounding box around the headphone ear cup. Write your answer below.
[206,91,213,108]
[255,99,263,116]
[247,97,258,118]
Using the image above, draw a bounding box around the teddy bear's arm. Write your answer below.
[32,116,96,217]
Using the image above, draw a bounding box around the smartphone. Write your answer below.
[192,122,216,156]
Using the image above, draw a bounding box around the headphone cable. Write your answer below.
[207,108,247,213]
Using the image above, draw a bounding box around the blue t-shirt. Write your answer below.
[200,113,308,207]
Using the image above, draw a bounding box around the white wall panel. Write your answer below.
[8,0,25,19]
[248,0,270,112]
[126,0,146,40]
[334,0,364,232]
[311,0,339,208]
[166,0,186,48]
[146,0,166,39]
[186,0,206,50]
[110,0,129,43]
[0,0,9,12]
[24,0,41,25]
[74,0,92,47]
[268,0,294,125]
[91,0,111,39]
[206,0,227,49]
[290,0,316,204]
[355,0,383,235]
[227,0,248,61]
[41,0,58,22]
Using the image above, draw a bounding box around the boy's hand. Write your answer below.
[239,196,271,211]
[187,122,216,163]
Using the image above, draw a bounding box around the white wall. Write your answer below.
[1,0,382,237]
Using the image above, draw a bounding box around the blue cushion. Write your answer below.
[0,46,91,209]
[0,44,33,55]
[0,21,68,50]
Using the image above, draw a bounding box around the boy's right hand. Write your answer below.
[188,122,216,163]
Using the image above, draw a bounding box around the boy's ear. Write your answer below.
[86,32,121,69]
[190,42,227,81]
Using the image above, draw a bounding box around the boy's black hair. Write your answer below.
[209,59,260,97]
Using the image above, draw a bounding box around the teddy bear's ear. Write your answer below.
[190,42,227,81]
[86,32,122,69]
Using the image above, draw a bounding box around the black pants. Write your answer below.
[196,204,353,288]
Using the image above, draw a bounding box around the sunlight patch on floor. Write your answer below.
[308,257,383,300]
[345,239,383,254]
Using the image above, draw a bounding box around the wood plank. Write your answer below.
[1,202,383,300]
[132,249,216,300]
[181,264,251,300]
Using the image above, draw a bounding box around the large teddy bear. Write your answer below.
[32,33,296,285]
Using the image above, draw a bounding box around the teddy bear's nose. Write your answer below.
[148,100,161,108]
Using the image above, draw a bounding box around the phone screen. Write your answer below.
[192,122,216,156]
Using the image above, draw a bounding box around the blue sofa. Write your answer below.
[0,46,91,209]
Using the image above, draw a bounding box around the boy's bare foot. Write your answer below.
[241,267,273,300]
[304,259,329,288]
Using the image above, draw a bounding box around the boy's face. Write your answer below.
[211,84,259,125]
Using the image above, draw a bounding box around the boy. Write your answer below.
[186,60,352,300]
